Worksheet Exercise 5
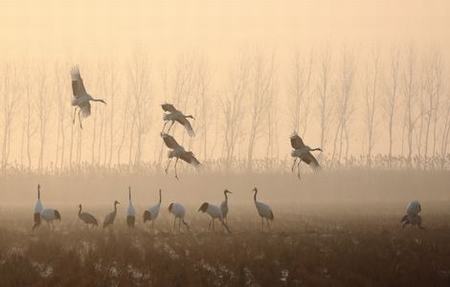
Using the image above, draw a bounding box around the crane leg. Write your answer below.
[297,160,302,179]
[212,219,215,231]
[173,217,176,231]
[174,158,179,180]
[267,219,271,231]
[78,109,83,129]
[72,107,78,124]
[208,219,212,230]
[165,159,172,174]
[161,121,168,133]
[178,218,181,232]
[261,217,264,232]
[291,158,297,172]
[167,121,175,133]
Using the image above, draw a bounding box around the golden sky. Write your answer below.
[0,0,449,60]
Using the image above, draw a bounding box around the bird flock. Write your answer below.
[30,66,423,232]
[31,184,276,233]
[32,183,423,232]
[71,66,320,179]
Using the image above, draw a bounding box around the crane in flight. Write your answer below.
[71,66,106,129]
[161,133,200,180]
[161,103,195,136]
[290,132,322,179]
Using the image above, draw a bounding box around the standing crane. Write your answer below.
[71,66,107,129]
[253,187,274,231]
[143,189,162,228]
[127,187,136,228]
[290,132,322,178]
[161,103,195,136]
[103,200,120,228]
[168,202,189,232]
[220,189,232,223]
[198,202,231,233]
[401,200,424,229]
[161,133,201,179]
[78,204,98,227]
[40,208,62,230]
[33,184,44,231]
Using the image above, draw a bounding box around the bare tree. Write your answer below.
[53,63,67,170]
[246,53,275,171]
[289,50,313,135]
[364,50,380,166]
[382,48,400,168]
[36,68,48,172]
[317,48,333,153]
[0,64,18,171]
[331,50,355,165]
[402,47,418,167]
[221,54,251,170]
[128,50,152,169]
[422,51,442,163]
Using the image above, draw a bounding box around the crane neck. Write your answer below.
[159,189,162,204]
[129,187,131,202]
[253,190,257,202]
[78,205,82,215]
[224,191,228,201]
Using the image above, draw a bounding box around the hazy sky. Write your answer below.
[0,0,449,60]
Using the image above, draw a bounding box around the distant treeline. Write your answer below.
[0,45,449,173]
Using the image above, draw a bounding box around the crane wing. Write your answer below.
[301,152,320,170]
[161,133,181,149]
[71,66,88,98]
[177,117,195,137]
[80,102,91,118]
[290,134,305,149]
[161,103,177,112]
[180,151,200,167]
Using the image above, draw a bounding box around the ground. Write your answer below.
[1,205,450,287]
[1,170,450,286]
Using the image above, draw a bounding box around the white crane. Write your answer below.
[40,208,61,230]
[220,189,232,223]
[32,184,44,231]
[401,200,424,229]
[161,103,195,136]
[290,132,322,179]
[161,133,201,180]
[143,189,162,228]
[103,200,120,228]
[168,202,189,232]
[253,187,274,231]
[78,204,98,227]
[127,187,136,228]
[198,202,231,233]
[71,66,106,129]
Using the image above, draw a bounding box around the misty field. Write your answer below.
[0,170,450,287]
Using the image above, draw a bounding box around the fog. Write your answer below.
[0,0,449,205]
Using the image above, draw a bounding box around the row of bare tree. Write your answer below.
[0,46,448,174]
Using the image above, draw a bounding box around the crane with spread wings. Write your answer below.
[290,132,322,178]
[71,66,106,129]
[161,133,200,179]
[161,103,195,136]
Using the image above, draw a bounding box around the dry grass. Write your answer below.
[0,170,450,286]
